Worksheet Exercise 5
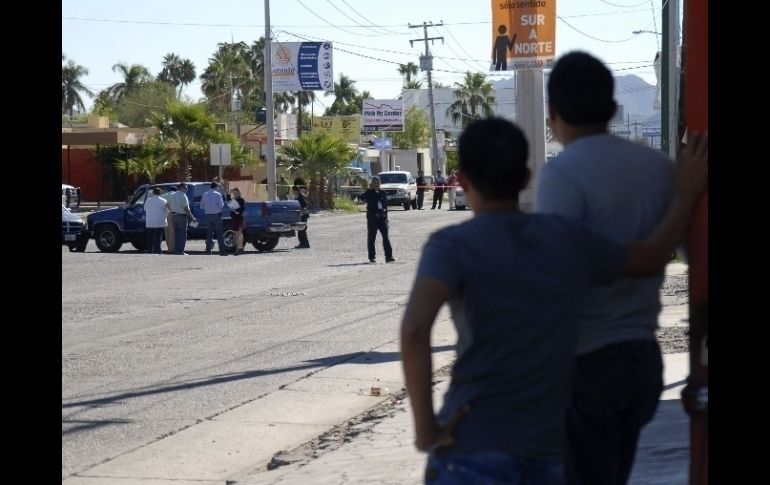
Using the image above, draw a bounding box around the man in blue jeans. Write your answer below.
[400,117,707,484]
[200,181,227,256]
[165,183,197,255]
[535,51,680,485]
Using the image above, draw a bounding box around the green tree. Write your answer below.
[392,106,429,149]
[279,132,356,208]
[324,73,359,115]
[398,62,419,86]
[149,101,216,181]
[404,80,423,90]
[295,90,316,137]
[158,53,197,99]
[114,81,176,127]
[446,71,495,128]
[114,139,177,183]
[62,57,93,120]
[200,42,253,115]
[107,63,152,105]
[91,89,116,120]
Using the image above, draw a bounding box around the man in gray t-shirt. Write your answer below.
[535,51,676,485]
[400,117,707,484]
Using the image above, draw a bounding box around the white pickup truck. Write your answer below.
[377,171,418,210]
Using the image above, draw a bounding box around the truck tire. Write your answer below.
[94,225,123,252]
[131,241,147,252]
[69,241,87,252]
[251,236,279,252]
[403,201,411,211]
[411,198,417,209]
[223,229,238,253]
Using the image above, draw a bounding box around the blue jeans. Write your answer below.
[204,213,226,254]
[425,450,565,485]
[172,214,188,254]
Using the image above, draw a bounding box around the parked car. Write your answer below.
[454,187,469,210]
[62,204,88,252]
[377,171,418,210]
[62,184,81,209]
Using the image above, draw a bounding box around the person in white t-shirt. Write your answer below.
[144,187,169,254]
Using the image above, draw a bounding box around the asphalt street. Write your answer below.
[62,205,472,479]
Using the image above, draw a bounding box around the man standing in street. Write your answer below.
[201,181,227,256]
[293,186,310,249]
[166,182,197,255]
[358,176,394,263]
[446,170,459,210]
[431,170,446,210]
[144,186,169,255]
[416,170,427,210]
[535,51,679,485]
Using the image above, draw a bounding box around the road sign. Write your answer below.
[209,144,232,166]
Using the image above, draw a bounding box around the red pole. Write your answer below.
[682,0,708,484]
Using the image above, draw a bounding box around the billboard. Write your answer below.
[362,99,404,132]
[272,41,334,92]
[311,115,361,144]
[490,0,556,71]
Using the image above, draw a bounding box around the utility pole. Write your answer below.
[409,21,443,173]
[264,0,277,200]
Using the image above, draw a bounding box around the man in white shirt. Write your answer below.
[200,181,227,256]
[144,186,169,254]
[166,183,197,255]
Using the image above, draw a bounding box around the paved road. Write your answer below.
[62,206,472,479]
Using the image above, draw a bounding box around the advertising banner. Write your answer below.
[362,99,404,132]
[311,115,361,144]
[272,41,334,92]
[490,0,556,71]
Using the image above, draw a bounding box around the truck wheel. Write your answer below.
[223,229,238,253]
[411,198,417,209]
[94,225,123,252]
[251,237,279,252]
[403,201,411,211]
[69,242,87,252]
[131,241,147,252]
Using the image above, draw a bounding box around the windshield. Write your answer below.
[378,173,407,184]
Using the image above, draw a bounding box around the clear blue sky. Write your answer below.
[62,0,668,113]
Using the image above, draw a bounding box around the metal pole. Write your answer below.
[264,0,277,200]
[409,22,443,173]
[667,0,680,160]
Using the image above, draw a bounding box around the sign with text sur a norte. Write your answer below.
[271,41,334,92]
[362,99,404,133]
[490,0,556,71]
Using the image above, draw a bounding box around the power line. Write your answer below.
[294,0,382,37]
[340,0,402,34]
[325,0,390,35]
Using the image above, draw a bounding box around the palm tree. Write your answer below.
[114,141,176,183]
[324,73,359,115]
[149,101,216,181]
[200,42,252,113]
[279,132,356,208]
[273,92,296,113]
[446,72,496,128]
[295,90,316,137]
[405,80,423,90]
[107,63,152,105]
[398,62,419,86]
[158,53,197,99]
[62,58,94,120]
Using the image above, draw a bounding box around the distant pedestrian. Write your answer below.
[166,183,197,255]
[416,170,427,210]
[431,170,445,209]
[358,176,394,263]
[201,181,227,256]
[144,187,168,255]
[293,186,310,249]
[446,170,459,210]
[228,187,246,254]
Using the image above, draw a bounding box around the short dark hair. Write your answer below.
[178,182,187,190]
[210,181,218,189]
[458,117,529,201]
[151,187,161,195]
[547,51,616,125]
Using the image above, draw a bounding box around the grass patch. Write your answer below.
[332,196,359,213]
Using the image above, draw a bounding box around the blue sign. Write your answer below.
[272,42,333,92]
[373,137,393,150]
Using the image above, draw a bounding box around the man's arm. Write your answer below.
[401,278,450,451]
[625,132,708,276]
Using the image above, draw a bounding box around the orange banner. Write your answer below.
[490,0,556,71]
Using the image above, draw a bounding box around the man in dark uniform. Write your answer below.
[416,170,427,210]
[293,186,310,249]
[358,176,395,263]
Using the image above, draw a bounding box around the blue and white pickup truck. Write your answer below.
[86,182,305,253]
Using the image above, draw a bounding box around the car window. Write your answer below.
[129,188,148,206]
[379,173,407,184]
